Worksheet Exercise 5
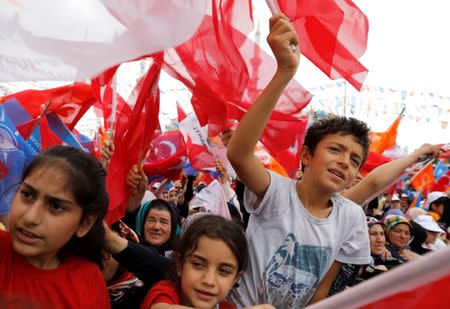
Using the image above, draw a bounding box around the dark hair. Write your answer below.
[409,221,431,255]
[436,197,450,229]
[177,215,248,275]
[302,116,370,170]
[21,145,108,269]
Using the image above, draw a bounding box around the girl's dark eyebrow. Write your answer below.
[22,182,73,206]
[191,254,237,270]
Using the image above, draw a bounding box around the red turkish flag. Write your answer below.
[143,130,187,180]
[105,62,161,224]
[276,0,369,90]
[1,83,95,129]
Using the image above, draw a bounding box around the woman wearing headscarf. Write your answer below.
[135,199,180,256]
[384,215,419,263]
[358,217,403,282]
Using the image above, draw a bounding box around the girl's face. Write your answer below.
[180,236,239,309]
[369,224,386,256]
[388,223,411,250]
[144,208,172,246]
[8,166,92,269]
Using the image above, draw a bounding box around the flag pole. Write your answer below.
[24,100,52,140]
[110,73,118,141]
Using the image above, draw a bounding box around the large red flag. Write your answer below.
[1,83,95,130]
[370,116,402,155]
[105,62,161,224]
[143,130,187,180]
[309,247,450,308]
[156,0,312,158]
[276,0,368,90]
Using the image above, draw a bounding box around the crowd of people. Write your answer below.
[0,15,448,309]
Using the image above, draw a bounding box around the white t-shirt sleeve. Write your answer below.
[336,206,372,265]
[244,170,293,219]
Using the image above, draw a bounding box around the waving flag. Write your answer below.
[410,162,435,192]
[1,0,208,82]
[428,171,450,193]
[156,0,311,145]
[105,62,162,224]
[1,83,95,130]
[0,105,37,215]
[434,161,448,180]
[275,0,368,90]
[143,130,187,180]
[370,115,402,155]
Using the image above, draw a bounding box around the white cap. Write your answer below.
[428,191,446,204]
[414,215,444,233]
[425,191,447,210]
[392,194,400,202]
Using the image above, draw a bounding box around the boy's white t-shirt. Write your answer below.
[229,171,371,309]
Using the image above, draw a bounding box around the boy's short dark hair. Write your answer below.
[303,115,370,166]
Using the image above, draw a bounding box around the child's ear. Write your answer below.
[76,215,97,238]
[300,146,311,166]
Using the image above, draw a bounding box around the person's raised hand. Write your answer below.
[414,143,443,161]
[100,139,115,169]
[267,14,300,77]
[215,159,228,184]
[126,164,148,198]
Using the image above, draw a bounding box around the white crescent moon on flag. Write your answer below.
[159,141,176,156]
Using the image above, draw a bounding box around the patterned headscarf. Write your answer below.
[384,215,412,233]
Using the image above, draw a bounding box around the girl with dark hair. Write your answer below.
[140,215,270,309]
[0,145,110,308]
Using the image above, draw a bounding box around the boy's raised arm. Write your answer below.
[342,143,442,205]
[227,14,300,202]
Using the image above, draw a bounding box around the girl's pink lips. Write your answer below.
[194,289,216,301]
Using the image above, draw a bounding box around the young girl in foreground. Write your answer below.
[0,146,110,308]
[140,215,273,309]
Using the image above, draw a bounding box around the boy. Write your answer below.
[227,15,371,308]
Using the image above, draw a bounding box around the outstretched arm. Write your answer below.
[342,144,442,205]
[227,14,299,207]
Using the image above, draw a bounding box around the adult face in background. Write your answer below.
[387,223,412,251]
[369,224,386,256]
[144,207,172,247]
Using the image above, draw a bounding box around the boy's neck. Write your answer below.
[296,179,333,219]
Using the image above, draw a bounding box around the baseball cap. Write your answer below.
[414,215,444,233]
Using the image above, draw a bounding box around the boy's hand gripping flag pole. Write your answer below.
[265,0,298,52]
